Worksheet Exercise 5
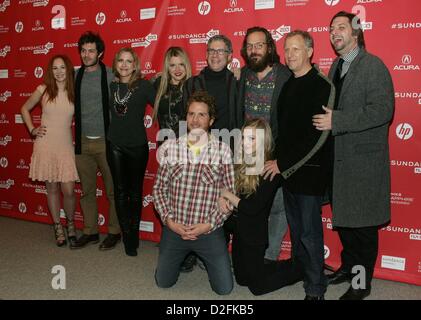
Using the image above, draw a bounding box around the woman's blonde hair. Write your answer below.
[234,118,273,197]
[153,46,192,120]
[112,47,141,90]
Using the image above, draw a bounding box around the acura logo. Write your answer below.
[120,10,127,18]
[402,54,412,65]
[230,0,237,7]
[145,62,152,70]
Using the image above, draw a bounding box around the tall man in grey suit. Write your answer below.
[313,11,394,300]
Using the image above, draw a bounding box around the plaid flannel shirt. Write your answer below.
[152,134,234,232]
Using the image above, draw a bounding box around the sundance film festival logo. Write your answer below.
[396,123,413,140]
[0,91,11,102]
[0,157,8,168]
[143,194,153,208]
[0,0,10,12]
[15,21,24,33]
[0,135,12,146]
[18,202,27,213]
[271,25,291,41]
[0,179,14,189]
[325,0,340,5]
[32,19,44,32]
[34,67,43,78]
[96,12,106,25]
[198,1,211,15]
[392,22,421,30]
[395,91,421,105]
[0,45,11,58]
[116,10,133,23]
[114,33,157,48]
[19,42,54,55]
[169,29,219,43]
[308,26,329,33]
[394,54,420,71]
[224,0,244,13]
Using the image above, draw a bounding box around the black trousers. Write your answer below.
[337,226,379,287]
[107,143,149,243]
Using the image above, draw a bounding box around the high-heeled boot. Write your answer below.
[122,230,137,256]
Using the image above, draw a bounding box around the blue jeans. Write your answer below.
[155,226,233,295]
[283,189,327,297]
[265,187,288,260]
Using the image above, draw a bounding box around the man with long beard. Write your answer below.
[237,27,290,264]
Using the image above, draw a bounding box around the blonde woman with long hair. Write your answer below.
[152,47,191,139]
[221,118,302,295]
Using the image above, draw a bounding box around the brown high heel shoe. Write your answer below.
[54,223,67,247]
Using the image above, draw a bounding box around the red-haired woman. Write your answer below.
[21,54,79,247]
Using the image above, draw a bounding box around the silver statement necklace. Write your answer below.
[114,83,133,116]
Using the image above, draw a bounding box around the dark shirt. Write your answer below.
[276,67,332,196]
[154,77,184,137]
[236,175,281,246]
[203,67,230,130]
[108,79,155,147]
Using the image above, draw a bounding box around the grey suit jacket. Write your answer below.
[330,48,395,228]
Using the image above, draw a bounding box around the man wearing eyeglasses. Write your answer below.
[184,35,238,132]
[237,26,291,265]
[181,34,238,272]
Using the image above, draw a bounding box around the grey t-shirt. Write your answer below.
[77,66,114,137]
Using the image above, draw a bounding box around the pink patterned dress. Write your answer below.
[29,85,79,182]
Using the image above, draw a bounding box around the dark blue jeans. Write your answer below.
[155,226,233,295]
[283,189,327,297]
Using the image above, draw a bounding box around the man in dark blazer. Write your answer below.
[313,11,395,300]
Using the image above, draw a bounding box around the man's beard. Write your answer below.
[83,57,99,68]
[246,52,271,72]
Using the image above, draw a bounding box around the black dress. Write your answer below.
[232,175,303,295]
[153,77,184,138]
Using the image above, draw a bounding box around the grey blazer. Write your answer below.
[330,48,395,228]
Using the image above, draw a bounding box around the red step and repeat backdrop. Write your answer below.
[0,0,420,285]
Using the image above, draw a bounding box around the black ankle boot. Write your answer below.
[122,231,137,256]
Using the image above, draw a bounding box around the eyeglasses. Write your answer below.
[207,48,229,56]
[246,42,267,50]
